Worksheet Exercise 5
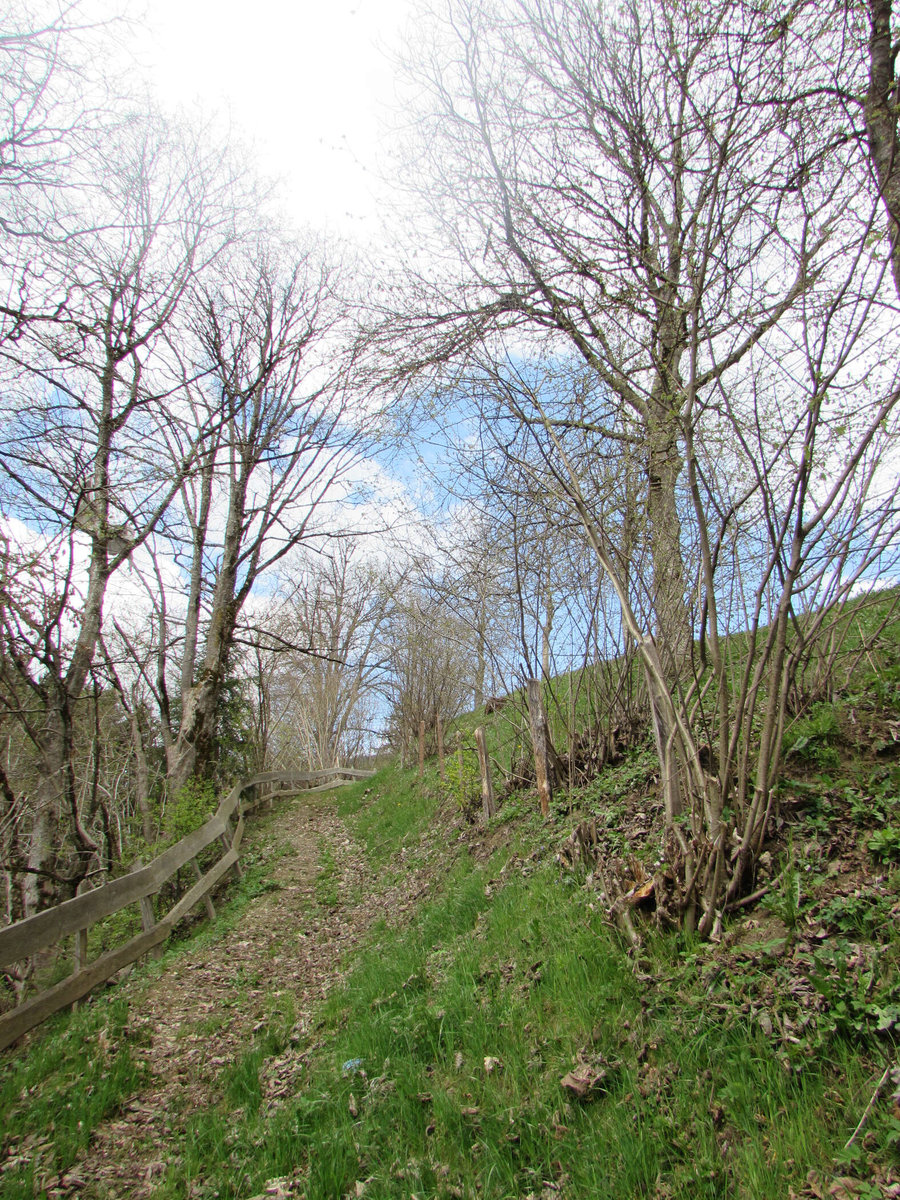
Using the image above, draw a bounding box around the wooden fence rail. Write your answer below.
[0,767,374,1051]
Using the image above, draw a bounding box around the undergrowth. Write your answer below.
[161,765,899,1198]
[165,837,895,1200]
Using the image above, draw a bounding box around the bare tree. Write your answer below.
[250,543,392,770]
[412,510,519,708]
[379,0,900,932]
[147,234,366,796]
[0,110,243,912]
[381,0,836,674]
[385,582,475,761]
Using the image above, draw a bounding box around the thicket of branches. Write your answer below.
[367,0,900,933]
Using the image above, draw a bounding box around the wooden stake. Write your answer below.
[137,885,163,961]
[436,713,445,779]
[72,880,88,981]
[456,731,466,809]
[74,928,87,973]
[475,725,495,820]
[221,818,244,878]
[192,858,217,921]
[418,719,425,777]
[527,678,553,817]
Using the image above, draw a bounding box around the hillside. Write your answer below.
[2,654,900,1200]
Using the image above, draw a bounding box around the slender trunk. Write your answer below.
[475,725,495,820]
[527,678,553,817]
[645,397,691,679]
[169,465,245,794]
[541,584,554,678]
[866,0,900,298]
[181,453,215,697]
[130,705,155,844]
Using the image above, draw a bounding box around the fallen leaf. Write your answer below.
[560,1063,608,1099]
[625,878,655,907]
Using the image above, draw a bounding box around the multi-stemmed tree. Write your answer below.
[0,107,244,912]
[376,0,900,931]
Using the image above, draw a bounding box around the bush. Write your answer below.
[164,777,218,845]
[442,745,481,817]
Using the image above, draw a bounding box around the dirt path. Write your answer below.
[63,798,376,1199]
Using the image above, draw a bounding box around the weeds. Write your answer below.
[315,842,340,907]
[784,702,842,770]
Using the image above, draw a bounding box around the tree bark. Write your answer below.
[475,725,495,820]
[526,678,552,817]
[866,0,900,297]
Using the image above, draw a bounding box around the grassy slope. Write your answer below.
[150,747,899,1200]
[2,599,900,1198]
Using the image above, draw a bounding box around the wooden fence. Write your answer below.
[0,767,374,1052]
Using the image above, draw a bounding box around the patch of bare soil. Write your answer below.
[54,798,423,1200]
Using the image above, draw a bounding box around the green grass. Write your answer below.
[336,763,444,865]
[315,840,341,907]
[3,760,898,1199]
[153,831,894,1199]
[0,996,147,1197]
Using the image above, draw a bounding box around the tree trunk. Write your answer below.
[166,672,221,798]
[130,705,155,844]
[866,0,900,298]
[527,678,552,817]
[168,479,244,794]
[475,725,495,820]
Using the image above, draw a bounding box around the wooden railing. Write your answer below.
[0,767,374,1051]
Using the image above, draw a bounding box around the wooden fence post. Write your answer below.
[221,816,244,878]
[73,880,88,978]
[455,731,466,809]
[74,928,88,973]
[475,725,495,820]
[192,858,217,921]
[137,876,163,962]
[527,678,552,817]
[436,713,445,779]
[418,719,425,778]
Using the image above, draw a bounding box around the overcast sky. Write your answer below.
[129,0,414,241]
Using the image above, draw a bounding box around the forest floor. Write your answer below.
[50,795,431,1199]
